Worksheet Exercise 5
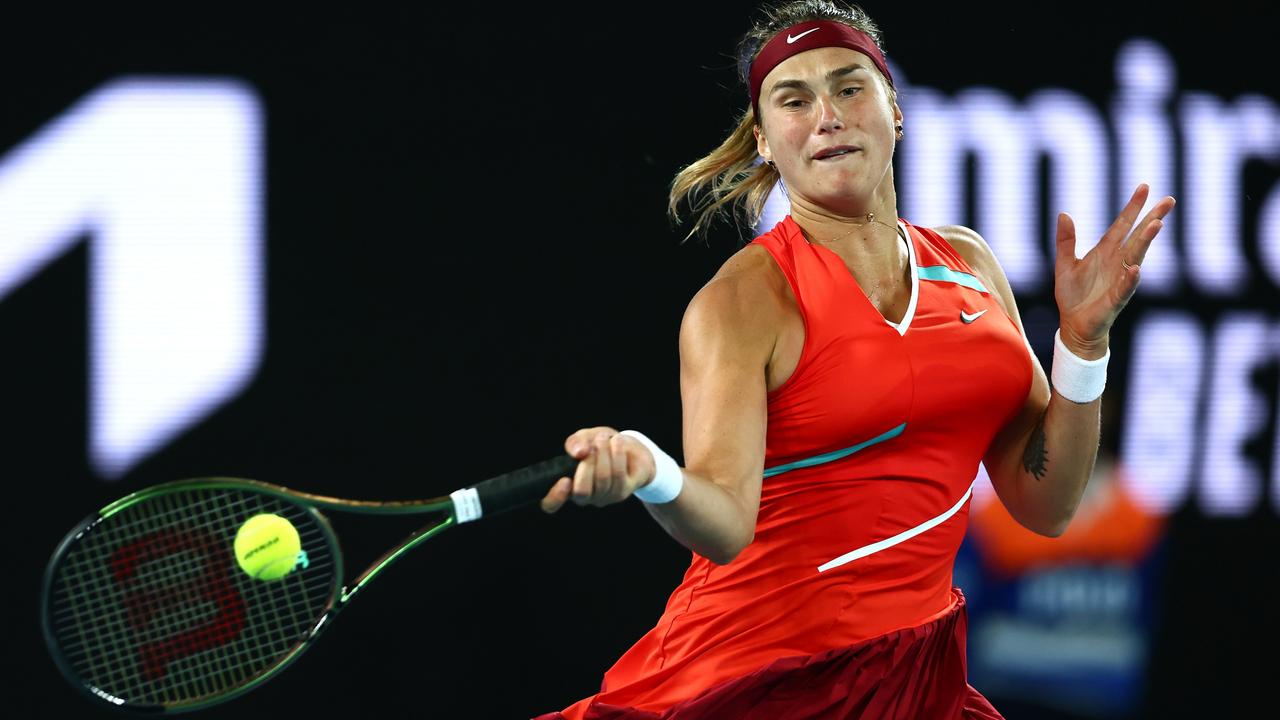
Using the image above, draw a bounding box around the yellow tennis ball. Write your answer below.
[234,513,302,581]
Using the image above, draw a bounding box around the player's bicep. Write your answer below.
[678,274,774,529]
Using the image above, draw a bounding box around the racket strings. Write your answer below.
[68,490,332,703]
[48,487,339,708]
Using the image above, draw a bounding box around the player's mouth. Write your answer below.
[813,145,861,161]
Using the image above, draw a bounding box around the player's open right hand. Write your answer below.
[540,427,657,513]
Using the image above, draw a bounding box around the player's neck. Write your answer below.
[790,188,900,263]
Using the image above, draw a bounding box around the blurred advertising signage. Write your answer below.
[0,79,265,480]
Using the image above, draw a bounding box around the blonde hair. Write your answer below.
[668,1,890,243]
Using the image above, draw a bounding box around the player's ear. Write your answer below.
[754,124,772,166]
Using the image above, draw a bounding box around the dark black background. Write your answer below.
[3,2,1277,718]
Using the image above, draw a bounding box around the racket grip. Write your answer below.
[451,454,577,523]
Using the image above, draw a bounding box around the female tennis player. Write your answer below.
[536,1,1174,718]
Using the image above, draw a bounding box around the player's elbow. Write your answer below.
[1029,521,1067,538]
[1000,493,1075,538]
[1019,508,1075,538]
[709,527,755,566]
[706,550,736,566]
[1039,513,1075,538]
[1036,493,1085,537]
[990,467,1077,538]
[707,543,743,566]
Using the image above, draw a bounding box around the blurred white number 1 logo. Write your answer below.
[0,78,265,480]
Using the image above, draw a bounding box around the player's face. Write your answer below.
[755,46,901,214]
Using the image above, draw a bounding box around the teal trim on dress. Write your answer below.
[917,265,988,293]
[763,422,907,478]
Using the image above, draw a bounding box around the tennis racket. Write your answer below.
[40,454,576,714]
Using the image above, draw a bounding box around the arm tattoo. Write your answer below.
[1022,411,1049,480]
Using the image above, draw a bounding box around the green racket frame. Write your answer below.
[41,454,574,714]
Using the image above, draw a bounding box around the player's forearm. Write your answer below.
[640,469,754,565]
[1005,337,1107,537]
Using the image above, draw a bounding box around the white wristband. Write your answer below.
[1051,328,1109,403]
[619,430,684,504]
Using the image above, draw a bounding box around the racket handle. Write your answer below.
[450,454,577,523]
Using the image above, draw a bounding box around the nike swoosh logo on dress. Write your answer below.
[960,309,987,324]
[787,28,821,43]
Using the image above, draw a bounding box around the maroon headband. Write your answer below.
[749,20,893,117]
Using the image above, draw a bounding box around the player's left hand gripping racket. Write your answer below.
[40,454,576,713]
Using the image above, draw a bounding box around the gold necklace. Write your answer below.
[810,212,899,246]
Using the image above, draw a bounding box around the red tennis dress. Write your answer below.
[536,217,1032,719]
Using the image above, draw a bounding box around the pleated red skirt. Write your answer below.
[532,590,1002,720]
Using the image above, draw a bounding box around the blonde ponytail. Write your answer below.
[667,108,779,243]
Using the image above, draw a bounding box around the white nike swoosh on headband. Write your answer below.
[787,28,821,44]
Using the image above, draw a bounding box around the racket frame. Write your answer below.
[41,452,573,713]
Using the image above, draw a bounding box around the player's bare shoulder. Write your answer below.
[680,243,791,368]
[708,243,792,307]
[689,244,790,329]
[932,224,988,271]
